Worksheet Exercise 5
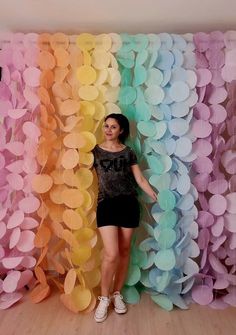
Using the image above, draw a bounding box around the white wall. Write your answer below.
[0,0,235,34]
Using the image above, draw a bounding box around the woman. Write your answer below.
[92,113,157,322]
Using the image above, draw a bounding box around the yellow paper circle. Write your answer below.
[63,209,83,230]
[80,101,95,116]
[78,85,99,101]
[76,65,97,85]
[79,152,94,166]
[95,34,112,51]
[94,69,108,85]
[83,269,101,289]
[71,285,92,311]
[75,167,93,189]
[93,101,106,120]
[71,248,92,266]
[79,131,96,152]
[91,50,110,70]
[61,189,84,208]
[76,33,95,51]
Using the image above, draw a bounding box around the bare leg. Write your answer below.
[98,226,119,297]
[113,227,134,293]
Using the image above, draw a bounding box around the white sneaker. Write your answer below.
[112,291,127,314]
[94,296,110,322]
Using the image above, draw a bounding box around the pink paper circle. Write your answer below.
[0,153,5,169]
[225,193,236,214]
[0,101,12,118]
[2,271,21,293]
[192,119,212,138]
[209,105,227,124]
[2,257,23,269]
[208,86,228,104]
[192,285,213,305]
[193,103,210,120]
[196,69,212,87]
[23,67,40,87]
[0,221,7,239]
[211,69,225,87]
[194,32,209,52]
[16,230,35,252]
[9,228,21,249]
[208,179,228,194]
[20,217,39,229]
[197,211,214,228]
[209,194,227,216]
[211,216,224,237]
[7,210,24,229]
[8,108,27,119]
[192,139,212,156]
[18,196,40,213]
[193,157,213,174]
[229,175,236,192]
[21,256,37,268]
[193,173,211,192]
[0,292,23,309]
[22,121,41,140]
[17,270,34,289]
[6,173,24,191]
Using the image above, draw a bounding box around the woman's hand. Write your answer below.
[131,165,158,202]
[150,191,158,202]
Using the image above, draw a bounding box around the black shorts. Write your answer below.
[96,195,140,228]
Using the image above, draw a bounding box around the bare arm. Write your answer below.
[131,164,157,202]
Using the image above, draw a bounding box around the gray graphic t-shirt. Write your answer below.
[92,145,138,202]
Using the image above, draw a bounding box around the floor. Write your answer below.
[0,291,236,335]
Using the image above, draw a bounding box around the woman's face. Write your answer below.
[103,118,123,141]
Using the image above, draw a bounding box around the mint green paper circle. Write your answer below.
[136,49,149,65]
[154,248,176,271]
[122,104,136,120]
[135,102,151,122]
[117,51,135,68]
[133,34,149,52]
[137,121,157,137]
[119,86,137,105]
[121,285,140,304]
[133,65,147,86]
[126,263,141,285]
[147,156,164,174]
[159,210,177,228]
[121,68,132,86]
[149,173,171,191]
[158,228,176,249]
[158,189,176,210]
[120,33,134,52]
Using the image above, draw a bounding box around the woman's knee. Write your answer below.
[104,250,119,263]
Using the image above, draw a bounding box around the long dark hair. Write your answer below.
[104,113,130,143]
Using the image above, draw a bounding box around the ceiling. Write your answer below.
[0,0,236,34]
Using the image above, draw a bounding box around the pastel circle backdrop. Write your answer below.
[0,31,236,311]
